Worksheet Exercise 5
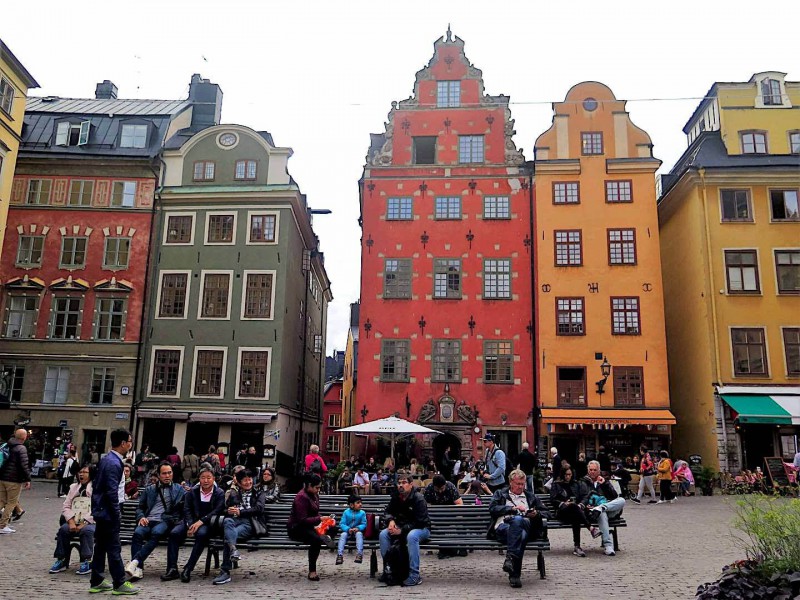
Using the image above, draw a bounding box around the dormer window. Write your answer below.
[761,78,782,105]
[740,131,768,154]
[120,124,148,148]
[56,121,90,146]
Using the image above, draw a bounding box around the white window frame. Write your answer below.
[240,269,277,321]
[68,179,95,207]
[16,235,45,267]
[89,367,116,405]
[197,269,234,320]
[723,247,762,295]
[120,124,148,149]
[155,270,192,320]
[111,181,137,207]
[43,366,70,405]
[0,77,15,114]
[163,212,196,245]
[246,210,279,245]
[3,294,39,338]
[103,237,131,270]
[147,345,185,398]
[55,121,90,147]
[204,211,237,245]
[190,346,228,400]
[234,346,272,400]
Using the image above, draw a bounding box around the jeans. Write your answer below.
[525,475,534,494]
[167,522,213,572]
[0,481,22,528]
[495,515,544,575]
[379,527,430,578]
[592,497,626,548]
[556,502,591,547]
[337,530,364,554]
[131,520,172,567]
[221,518,253,571]
[55,522,96,561]
[91,517,125,588]
[637,475,656,501]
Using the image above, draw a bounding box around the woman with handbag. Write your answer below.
[287,473,336,581]
[549,465,598,557]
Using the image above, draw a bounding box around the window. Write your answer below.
[166,215,193,244]
[120,124,148,148]
[194,349,225,396]
[43,367,69,405]
[16,236,44,266]
[775,250,800,294]
[4,296,38,338]
[0,77,14,114]
[581,132,603,155]
[151,349,181,395]
[741,131,767,154]
[731,328,768,376]
[243,272,274,318]
[437,81,460,108]
[484,341,512,383]
[249,214,276,242]
[761,78,782,105]
[459,135,484,163]
[55,121,90,146]
[613,367,644,407]
[26,179,52,205]
[483,259,511,299]
[103,237,130,269]
[554,230,582,266]
[611,297,640,335]
[381,340,410,382]
[790,132,800,154]
[206,214,235,243]
[60,237,88,268]
[605,180,633,203]
[387,197,413,220]
[412,136,436,165]
[434,196,461,219]
[725,250,760,293]
[111,181,136,207]
[556,297,585,335]
[235,160,257,180]
[193,161,216,181]
[433,258,461,299]
[384,259,412,299]
[608,229,637,265]
[432,340,461,382]
[0,365,25,404]
[720,189,752,222]
[313,334,323,354]
[328,413,342,428]
[158,272,189,318]
[770,189,799,221]
[68,180,94,206]
[327,436,340,454]
[557,367,586,406]
[95,298,126,340]
[50,297,82,339]
[90,368,115,405]
[553,182,580,204]
[784,328,800,376]
[238,350,269,398]
[199,272,231,319]
[483,196,510,219]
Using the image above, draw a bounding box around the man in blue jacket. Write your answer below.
[125,461,185,580]
[482,434,507,492]
[89,429,139,595]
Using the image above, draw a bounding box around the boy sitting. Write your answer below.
[335,494,367,565]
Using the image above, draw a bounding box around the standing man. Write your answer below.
[0,428,31,534]
[482,434,507,492]
[550,446,563,482]
[89,429,139,595]
[581,460,626,556]
[516,442,537,493]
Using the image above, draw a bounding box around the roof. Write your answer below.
[26,97,190,115]
[0,39,39,88]
[164,127,275,151]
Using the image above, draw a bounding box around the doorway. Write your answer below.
[553,436,580,469]
[741,425,776,470]
[230,423,264,470]
[141,419,175,459]
[487,429,522,474]
[432,432,462,477]
[186,422,219,457]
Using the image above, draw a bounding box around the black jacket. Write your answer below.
[580,475,619,504]
[488,487,550,539]
[183,484,225,526]
[517,449,536,476]
[549,479,589,510]
[0,439,30,483]
[227,486,268,533]
[384,488,431,533]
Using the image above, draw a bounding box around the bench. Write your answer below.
[535,494,627,551]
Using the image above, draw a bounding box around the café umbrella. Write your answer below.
[337,416,442,460]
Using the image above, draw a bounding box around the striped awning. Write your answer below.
[719,389,800,425]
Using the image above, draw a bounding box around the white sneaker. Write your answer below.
[0,526,15,534]
[668,498,676,504]
[604,545,616,556]
[125,560,143,580]
[656,500,666,504]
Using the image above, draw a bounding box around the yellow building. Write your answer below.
[533,82,674,464]
[0,40,38,261]
[340,301,359,460]
[659,72,800,473]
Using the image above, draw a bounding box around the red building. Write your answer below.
[357,30,534,467]
[321,379,343,466]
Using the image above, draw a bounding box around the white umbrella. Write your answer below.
[337,416,442,460]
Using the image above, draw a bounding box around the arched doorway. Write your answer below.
[432,432,462,479]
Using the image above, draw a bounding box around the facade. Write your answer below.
[321,379,343,465]
[136,122,331,478]
[0,40,38,264]
[533,82,674,464]
[0,77,203,457]
[659,72,800,472]
[340,300,359,460]
[358,30,533,466]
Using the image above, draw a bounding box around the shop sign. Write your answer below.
[58,420,68,428]
[115,412,128,420]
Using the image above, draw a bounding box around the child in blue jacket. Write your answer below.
[336,494,367,564]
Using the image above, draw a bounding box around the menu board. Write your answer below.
[763,456,791,487]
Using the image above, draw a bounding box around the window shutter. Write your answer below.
[78,121,91,145]
[56,122,69,146]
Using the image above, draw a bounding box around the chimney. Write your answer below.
[188,74,223,132]
[95,80,118,100]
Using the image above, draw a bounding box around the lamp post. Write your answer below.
[596,356,612,395]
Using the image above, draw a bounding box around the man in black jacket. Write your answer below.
[0,428,31,534]
[516,442,537,493]
[489,469,550,588]
[162,467,225,583]
[580,460,625,556]
[378,470,430,587]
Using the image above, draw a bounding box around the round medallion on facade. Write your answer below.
[217,132,238,148]
[582,98,598,111]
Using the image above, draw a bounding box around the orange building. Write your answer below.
[533,82,675,463]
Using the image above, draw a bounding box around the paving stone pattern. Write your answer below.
[2,481,744,599]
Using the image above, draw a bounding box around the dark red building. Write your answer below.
[357,30,534,467]
[321,379,343,466]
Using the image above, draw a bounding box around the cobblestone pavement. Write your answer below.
[2,481,744,599]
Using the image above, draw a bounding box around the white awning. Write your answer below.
[189,412,277,424]
[137,410,189,421]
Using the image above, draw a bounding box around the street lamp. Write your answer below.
[596,356,612,394]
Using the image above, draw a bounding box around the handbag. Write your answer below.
[364,513,378,540]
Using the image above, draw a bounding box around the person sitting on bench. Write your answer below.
[50,464,96,575]
[580,460,626,556]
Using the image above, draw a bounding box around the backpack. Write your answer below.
[0,443,9,470]
[309,456,323,474]
[382,538,410,586]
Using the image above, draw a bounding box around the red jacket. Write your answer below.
[304,453,328,473]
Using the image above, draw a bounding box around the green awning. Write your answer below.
[720,394,793,425]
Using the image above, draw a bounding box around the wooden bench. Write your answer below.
[535,494,627,551]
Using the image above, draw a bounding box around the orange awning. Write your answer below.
[540,408,676,425]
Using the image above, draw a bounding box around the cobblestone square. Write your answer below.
[2,482,744,599]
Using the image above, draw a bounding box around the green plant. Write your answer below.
[733,495,800,573]
[695,466,718,495]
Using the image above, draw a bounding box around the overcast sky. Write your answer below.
[4,1,798,354]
